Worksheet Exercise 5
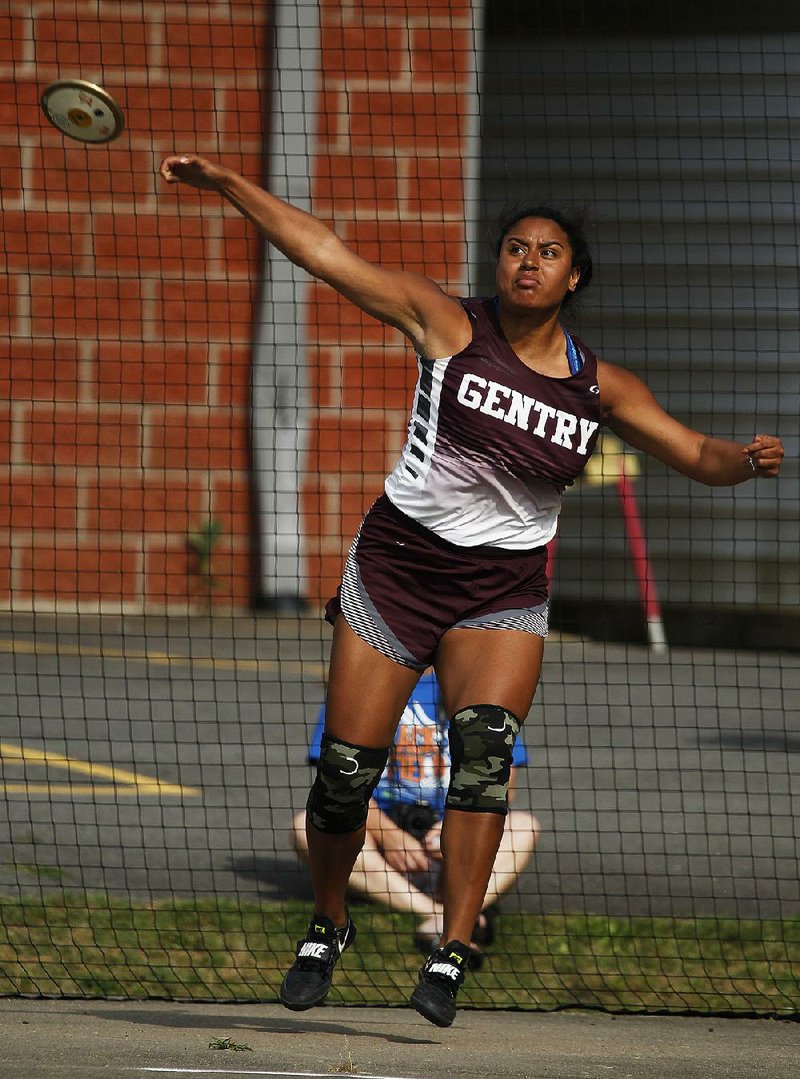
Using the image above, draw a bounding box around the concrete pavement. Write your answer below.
[0,998,798,1079]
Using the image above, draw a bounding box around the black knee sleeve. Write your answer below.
[306,734,389,834]
[445,704,521,815]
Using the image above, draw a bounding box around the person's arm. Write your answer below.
[598,360,784,484]
[367,802,431,874]
[159,155,471,360]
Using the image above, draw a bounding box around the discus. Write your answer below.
[40,79,125,144]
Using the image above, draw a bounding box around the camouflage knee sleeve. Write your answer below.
[445,704,521,815]
[306,734,389,834]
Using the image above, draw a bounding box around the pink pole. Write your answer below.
[546,534,558,584]
[616,469,668,653]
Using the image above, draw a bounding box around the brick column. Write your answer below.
[298,0,482,606]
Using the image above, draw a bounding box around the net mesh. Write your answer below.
[0,0,797,1014]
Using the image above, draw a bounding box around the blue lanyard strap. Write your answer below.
[493,298,583,374]
[565,331,583,375]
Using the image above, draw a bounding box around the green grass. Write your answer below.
[0,893,798,1015]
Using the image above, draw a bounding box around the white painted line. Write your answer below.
[134,1068,424,1079]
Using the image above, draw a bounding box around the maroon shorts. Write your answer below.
[325,495,549,671]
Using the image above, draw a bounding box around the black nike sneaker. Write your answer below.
[279,913,356,1011]
[410,939,471,1027]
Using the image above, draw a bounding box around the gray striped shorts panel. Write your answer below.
[452,605,549,637]
[339,536,427,670]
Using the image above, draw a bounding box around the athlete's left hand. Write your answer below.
[745,435,784,478]
[423,821,443,862]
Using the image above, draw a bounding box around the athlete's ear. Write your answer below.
[568,267,580,292]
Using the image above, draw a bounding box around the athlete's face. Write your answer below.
[495,217,580,314]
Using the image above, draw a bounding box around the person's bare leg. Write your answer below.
[433,629,544,946]
[483,811,540,905]
[305,616,420,926]
[438,808,506,943]
[291,810,442,920]
[347,841,442,919]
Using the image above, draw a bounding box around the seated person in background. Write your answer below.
[291,671,539,962]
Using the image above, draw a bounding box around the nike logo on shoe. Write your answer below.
[336,922,351,954]
[298,942,328,960]
[428,961,460,980]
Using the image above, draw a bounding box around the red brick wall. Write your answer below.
[1,1,265,610]
[1,0,479,612]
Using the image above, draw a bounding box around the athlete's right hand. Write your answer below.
[159,154,230,191]
[380,828,431,875]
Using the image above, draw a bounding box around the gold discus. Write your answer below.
[40,79,125,144]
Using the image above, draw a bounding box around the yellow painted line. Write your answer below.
[2,784,174,796]
[0,741,200,798]
[0,637,328,678]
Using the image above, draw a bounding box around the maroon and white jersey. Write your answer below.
[384,297,604,549]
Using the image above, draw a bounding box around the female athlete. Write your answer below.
[160,154,784,1026]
